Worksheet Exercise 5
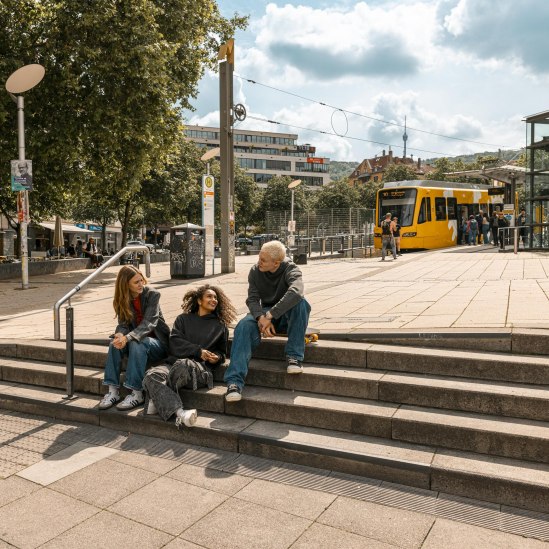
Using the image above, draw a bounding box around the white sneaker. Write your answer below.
[116,391,144,410]
[146,399,158,415]
[175,409,197,428]
[99,392,120,410]
[287,357,304,374]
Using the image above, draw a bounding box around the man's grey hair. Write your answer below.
[261,240,286,262]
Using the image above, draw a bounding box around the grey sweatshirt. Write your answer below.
[246,259,304,320]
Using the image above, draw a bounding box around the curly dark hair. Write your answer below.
[181,284,237,325]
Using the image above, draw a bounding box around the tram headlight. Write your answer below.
[402,232,417,237]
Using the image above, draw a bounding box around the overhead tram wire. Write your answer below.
[235,74,513,150]
[245,114,456,157]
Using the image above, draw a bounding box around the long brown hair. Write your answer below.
[181,284,237,326]
[113,265,147,324]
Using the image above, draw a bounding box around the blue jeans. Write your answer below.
[103,337,168,391]
[482,225,490,244]
[468,230,477,245]
[224,299,311,390]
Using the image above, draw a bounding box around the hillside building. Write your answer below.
[348,148,433,187]
[185,125,330,188]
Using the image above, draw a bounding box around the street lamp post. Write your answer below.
[287,179,302,248]
[5,64,45,290]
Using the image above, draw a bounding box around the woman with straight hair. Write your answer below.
[143,284,236,428]
[99,265,169,410]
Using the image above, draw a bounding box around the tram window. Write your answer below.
[417,197,432,224]
[435,198,446,220]
[378,188,416,226]
[447,197,457,220]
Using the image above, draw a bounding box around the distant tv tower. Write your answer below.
[403,116,408,160]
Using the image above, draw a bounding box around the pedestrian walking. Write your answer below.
[380,212,397,260]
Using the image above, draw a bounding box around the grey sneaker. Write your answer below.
[287,357,303,374]
[116,391,144,410]
[225,384,242,402]
[99,392,120,410]
[175,409,197,428]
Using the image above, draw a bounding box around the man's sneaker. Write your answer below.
[99,392,120,410]
[116,391,144,410]
[225,384,242,402]
[175,409,197,428]
[287,357,303,374]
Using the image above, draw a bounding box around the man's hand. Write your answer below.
[112,332,128,350]
[201,349,219,363]
[258,315,276,338]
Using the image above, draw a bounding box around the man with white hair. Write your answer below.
[225,240,311,402]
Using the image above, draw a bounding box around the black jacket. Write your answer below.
[166,312,228,367]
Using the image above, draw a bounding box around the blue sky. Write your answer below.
[185,0,549,162]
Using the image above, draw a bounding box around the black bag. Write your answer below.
[171,358,213,391]
[381,220,392,236]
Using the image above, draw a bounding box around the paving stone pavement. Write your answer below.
[1,248,549,546]
[2,246,549,341]
[0,409,548,548]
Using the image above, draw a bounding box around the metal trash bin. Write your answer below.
[170,223,205,278]
[293,238,307,265]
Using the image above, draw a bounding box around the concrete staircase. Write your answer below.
[1,336,548,513]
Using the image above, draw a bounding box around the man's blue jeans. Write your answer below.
[103,337,168,391]
[224,299,311,391]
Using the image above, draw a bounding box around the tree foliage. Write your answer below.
[383,164,418,183]
[0,1,246,248]
[260,176,310,213]
[310,179,359,210]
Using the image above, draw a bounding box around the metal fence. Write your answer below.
[265,208,376,240]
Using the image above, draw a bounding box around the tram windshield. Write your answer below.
[378,188,416,226]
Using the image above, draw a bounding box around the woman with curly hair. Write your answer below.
[143,284,237,428]
[99,265,170,411]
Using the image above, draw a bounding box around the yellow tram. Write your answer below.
[374,180,502,250]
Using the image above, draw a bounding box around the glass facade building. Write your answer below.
[185,125,330,188]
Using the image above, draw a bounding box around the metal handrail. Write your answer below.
[53,245,151,340]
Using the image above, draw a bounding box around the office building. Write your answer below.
[185,125,330,188]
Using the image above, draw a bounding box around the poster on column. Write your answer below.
[202,174,215,258]
[11,159,33,191]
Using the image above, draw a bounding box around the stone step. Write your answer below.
[218,360,549,422]
[366,344,549,385]
[3,354,548,430]
[0,381,548,513]
[181,384,549,464]
[3,339,549,387]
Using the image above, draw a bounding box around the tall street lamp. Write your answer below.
[287,179,302,248]
[5,64,45,290]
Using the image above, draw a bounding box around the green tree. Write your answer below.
[357,180,384,209]
[311,179,359,210]
[383,164,418,183]
[260,176,309,213]
[0,1,247,251]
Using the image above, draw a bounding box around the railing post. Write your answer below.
[64,305,75,399]
[514,226,518,254]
